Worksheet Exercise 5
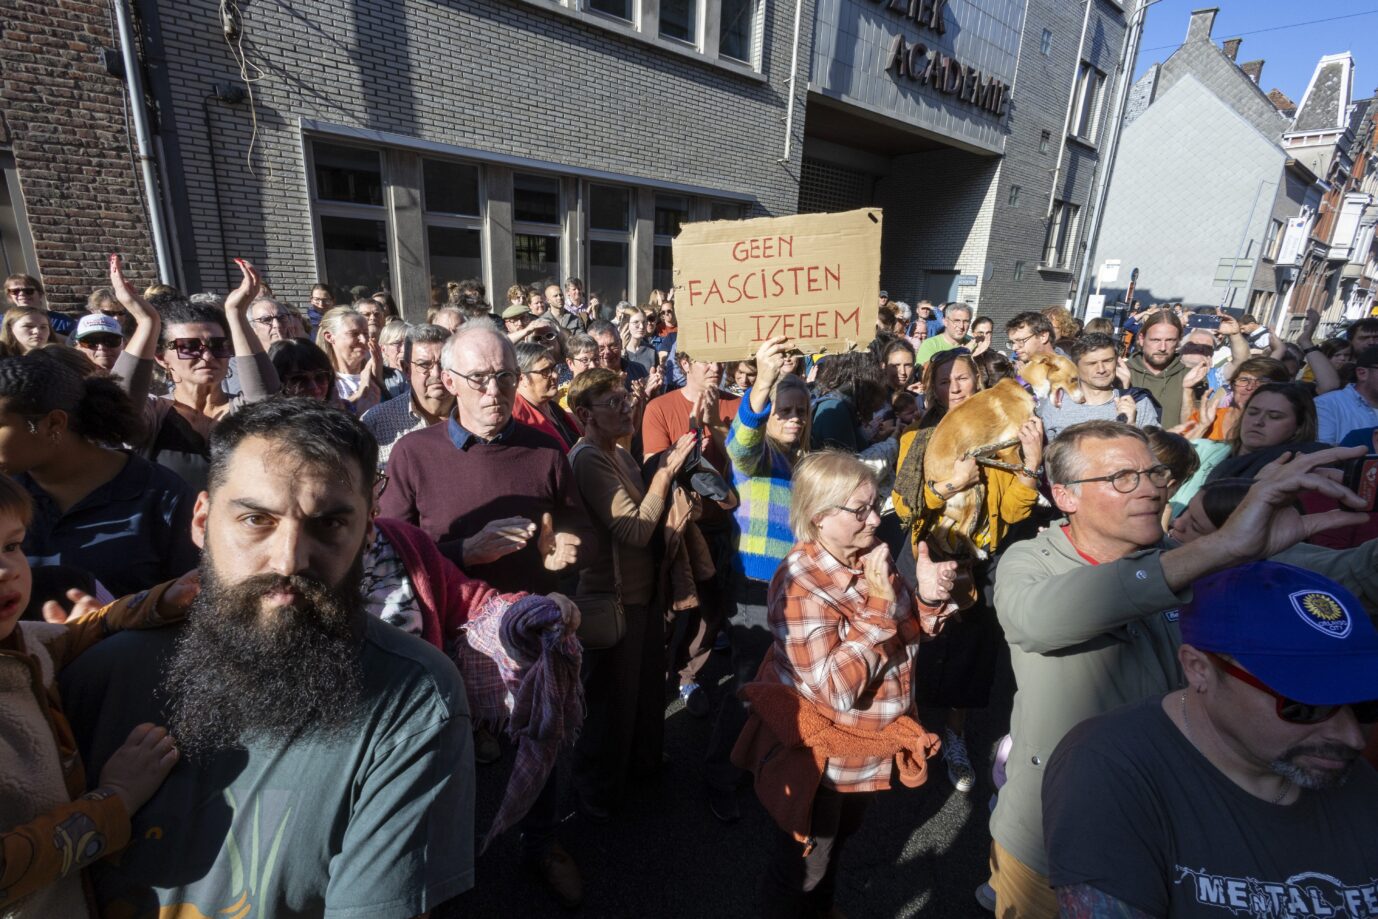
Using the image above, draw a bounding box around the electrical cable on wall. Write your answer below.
[107,0,151,264]
[219,0,270,180]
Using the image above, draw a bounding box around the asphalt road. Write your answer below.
[442,650,1014,919]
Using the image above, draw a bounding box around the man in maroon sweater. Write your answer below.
[379,325,584,595]
[378,323,588,907]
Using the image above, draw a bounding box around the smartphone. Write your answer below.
[1336,454,1378,511]
[1187,314,1222,332]
[1221,307,1246,320]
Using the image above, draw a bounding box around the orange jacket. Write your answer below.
[731,678,940,853]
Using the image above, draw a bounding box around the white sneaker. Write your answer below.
[944,728,976,794]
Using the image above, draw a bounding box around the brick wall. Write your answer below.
[0,0,157,308]
[151,0,809,302]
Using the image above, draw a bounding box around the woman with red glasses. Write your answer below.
[108,255,280,491]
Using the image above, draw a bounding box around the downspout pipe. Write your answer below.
[778,0,805,164]
[1046,0,1093,221]
[113,0,175,282]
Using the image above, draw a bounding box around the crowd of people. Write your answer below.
[2,262,1377,919]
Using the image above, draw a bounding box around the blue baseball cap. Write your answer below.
[1180,561,1378,705]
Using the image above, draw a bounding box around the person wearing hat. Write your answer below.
[72,313,126,373]
[1315,346,1378,444]
[1043,561,1378,918]
[501,302,533,338]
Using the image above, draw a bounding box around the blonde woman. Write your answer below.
[0,307,51,356]
[316,306,383,414]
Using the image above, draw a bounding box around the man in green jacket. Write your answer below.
[986,420,1369,918]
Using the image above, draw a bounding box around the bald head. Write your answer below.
[442,325,518,438]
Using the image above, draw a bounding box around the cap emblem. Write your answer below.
[1290,591,1350,639]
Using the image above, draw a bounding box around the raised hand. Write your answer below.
[223,258,263,318]
[912,541,958,607]
[664,430,699,477]
[537,511,580,572]
[109,253,161,359]
[862,544,896,603]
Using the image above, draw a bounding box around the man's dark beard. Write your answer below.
[163,552,367,754]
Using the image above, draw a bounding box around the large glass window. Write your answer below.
[589,0,631,20]
[428,227,482,291]
[320,216,389,293]
[589,241,629,304]
[709,200,747,221]
[653,194,690,295]
[719,0,753,62]
[314,143,383,206]
[660,0,696,43]
[1043,201,1080,269]
[587,184,632,303]
[589,185,631,232]
[515,234,561,285]
[514,173,561,225]
[423,159,480,215]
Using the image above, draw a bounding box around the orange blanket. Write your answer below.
[731,680,940,853]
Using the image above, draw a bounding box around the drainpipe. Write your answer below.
[1074,0,1150,310]
[1045,0,1093,221]
[112,0,175,282]
[778,0,805,164]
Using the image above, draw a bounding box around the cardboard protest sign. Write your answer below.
[671,208,882,362]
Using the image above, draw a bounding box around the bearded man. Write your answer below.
[60,399,473,919]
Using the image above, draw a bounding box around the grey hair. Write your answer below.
[945,303,973,319]
[566,332,597,359]
[190,292,225,308]
[1046,420,1149,490]
[442,323,516,373]
[401,322,449,364]
[514,341,555,372]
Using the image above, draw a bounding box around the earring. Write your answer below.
[25,420,38,434]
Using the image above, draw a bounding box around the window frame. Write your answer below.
[585,182,634,303]
[306,139,394,296]
[1043,200,1080,270]
[421,155,487,299]
[1070,62,1107,145]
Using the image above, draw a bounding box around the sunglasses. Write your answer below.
[1208,654,1378,724]
[77,334,123,351]
[169,337,233,360]
[282,370,335,391]
[7,287,36,297]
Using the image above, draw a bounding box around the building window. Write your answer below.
[710,200,748,221]
[1039,130,1051,154]
[587,184,632,303]
[653,194,690,292]
[1262,218,1285,261]
[1043,201,1080,269]
[660,0,696,44]
[310,141,390,293]
[719,0,754,62]
[1040,29,1052,56]
[1071,62,1107,143]
[513,173,563,285]
[320,215,390,294]
[1008,185,1021,207]
[1014,260,1025,281]
[423,158,484,291]
[588,0,632,21]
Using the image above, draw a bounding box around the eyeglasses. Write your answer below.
[76,334,123,351]
[530,328,558,342]
[1233,376,1263,390]
[1007,332,1035,350]
[589,395,632,412]
[409,358,443,377]
[1207,654,1378,724]
[660,309,675,316]
[169,337,233,360]
[252,313,292,327]
[523,364,559,379]
[98,308,125,318]
[374,472,389,498]
[449,369,519,391]
[7,287,36,297]
[568,355,595,367]
[282,370,334,391]
[831,500,883,523]
[1063,464,1173,493]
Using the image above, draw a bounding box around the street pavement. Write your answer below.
[442,651,1014,918]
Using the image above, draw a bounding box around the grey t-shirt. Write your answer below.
[1044,697,1378,917]
[60,616,474,919]
[1038,389,1160,441]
